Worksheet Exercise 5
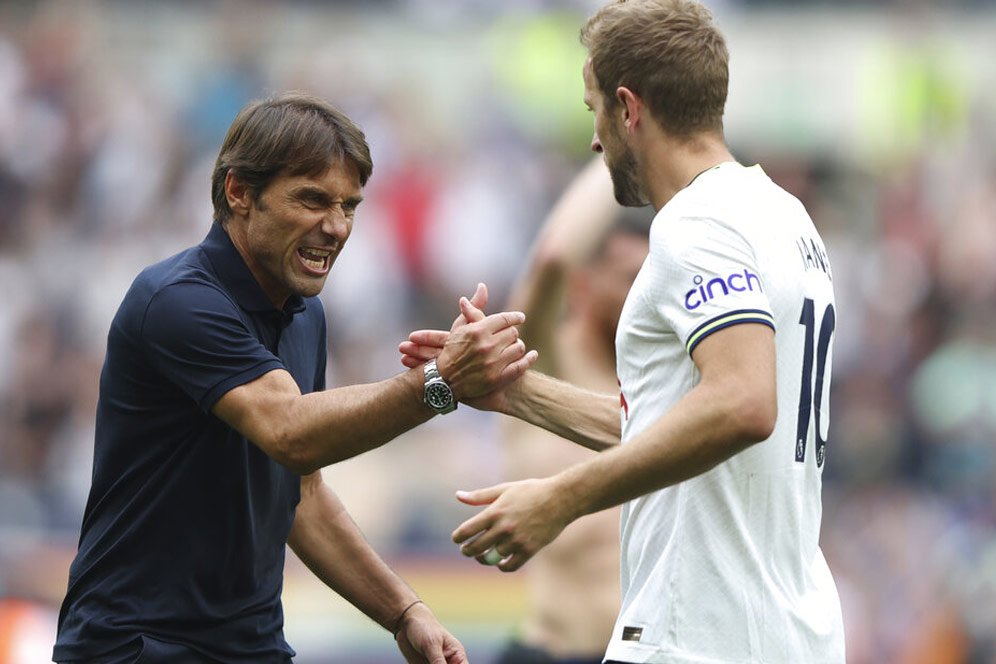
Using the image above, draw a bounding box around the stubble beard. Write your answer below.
[607,146,647,208]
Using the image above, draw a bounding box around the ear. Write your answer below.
[616,86,642,134]
[224,170,252,219]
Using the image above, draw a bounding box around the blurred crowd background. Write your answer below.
[0,0,994,662]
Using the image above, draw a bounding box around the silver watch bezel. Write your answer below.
[423,359,456,414]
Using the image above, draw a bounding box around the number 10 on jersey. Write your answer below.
[796,298,835,467]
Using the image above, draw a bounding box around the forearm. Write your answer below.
[505,371,620,452]
[558,380,767,520]
[288,477,419,633]
[286,369,431,470]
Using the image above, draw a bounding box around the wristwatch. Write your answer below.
[423,359,457,414]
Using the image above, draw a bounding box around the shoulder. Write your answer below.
[125,246,219,302]
[121,248,238,335]
[649,207,743,263]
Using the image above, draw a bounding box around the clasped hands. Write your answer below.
[398,283,572,573]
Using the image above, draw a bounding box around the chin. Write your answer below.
[292,279,328,299]
[611,178,647,208]
[607,156,646,207]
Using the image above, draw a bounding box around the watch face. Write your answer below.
[425,382,454,410]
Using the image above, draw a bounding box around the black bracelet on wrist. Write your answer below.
[391,599,424,637]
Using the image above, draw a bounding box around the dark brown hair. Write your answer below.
[211,92,373,224]
[581,0,729,137]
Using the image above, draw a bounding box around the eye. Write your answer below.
[343,200,361,216]
[298,196,326,210]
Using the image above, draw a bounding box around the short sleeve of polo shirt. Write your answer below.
[140,280,285,411]
[649,215,775,355]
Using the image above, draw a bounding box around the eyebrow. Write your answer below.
[291,186,363,207]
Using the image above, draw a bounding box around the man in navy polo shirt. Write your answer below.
[53,93,535,664]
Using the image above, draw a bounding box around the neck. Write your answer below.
[640,131,736,210]
[221,220,289,310]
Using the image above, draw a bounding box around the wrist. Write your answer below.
[391,598,432,638]
[423,358,457,414]
[502,370,532,418]
[550,466,589,524]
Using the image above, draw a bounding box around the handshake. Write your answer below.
[395,282,601,577]
[398,282,538,415]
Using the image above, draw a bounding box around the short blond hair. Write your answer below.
[581,0,729,137]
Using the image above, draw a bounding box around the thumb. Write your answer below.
[468,282,488,312]
[456,484,506,506]
[459,295,486,324]
[417,643,446,664]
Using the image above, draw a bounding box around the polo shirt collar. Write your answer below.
[201,223,307,317]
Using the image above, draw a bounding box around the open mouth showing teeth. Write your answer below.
[298,247,331,272]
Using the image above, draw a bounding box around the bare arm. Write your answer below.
[214,368,430,474]
[289,472,467,662]
[500,370,620,452]
[288,472,420,630]
[549,323,775,515]
[215,301,535,475]
[453,323,777,571]
[402,301,621,452]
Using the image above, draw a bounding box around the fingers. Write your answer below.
[452,496,503,551]
[425,646,446,664]
[407,330,450,348]
[430,311,525,344]
[499,349,539,383]
[493,339,527,373]
[468,282,488,312]
[480,310,526,334]
[451,509,487,546]
[488,325,522,353]
[399,340,444,360]
[458,296,487,324]
[447,647,470,664]
[455,485,505,506]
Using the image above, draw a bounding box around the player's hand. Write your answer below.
[399,283,488,369]
[451,478,571,572]
[394,602,469,664]
[437,299,537,401]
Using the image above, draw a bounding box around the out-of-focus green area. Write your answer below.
[0,1,993,662]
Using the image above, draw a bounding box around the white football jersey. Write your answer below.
[605,162,845,664]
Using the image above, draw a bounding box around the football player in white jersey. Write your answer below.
[401,1,845,662]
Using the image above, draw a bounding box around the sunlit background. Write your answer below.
[0,0,994,662]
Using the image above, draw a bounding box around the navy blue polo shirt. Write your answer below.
[54,223,327,663]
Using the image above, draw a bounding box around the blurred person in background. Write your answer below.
[407,1,846,662]
[52,92,537,664]
[492,158,648,664]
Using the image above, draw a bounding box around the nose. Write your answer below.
[321,207,351,240]
[590,133,603,153]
